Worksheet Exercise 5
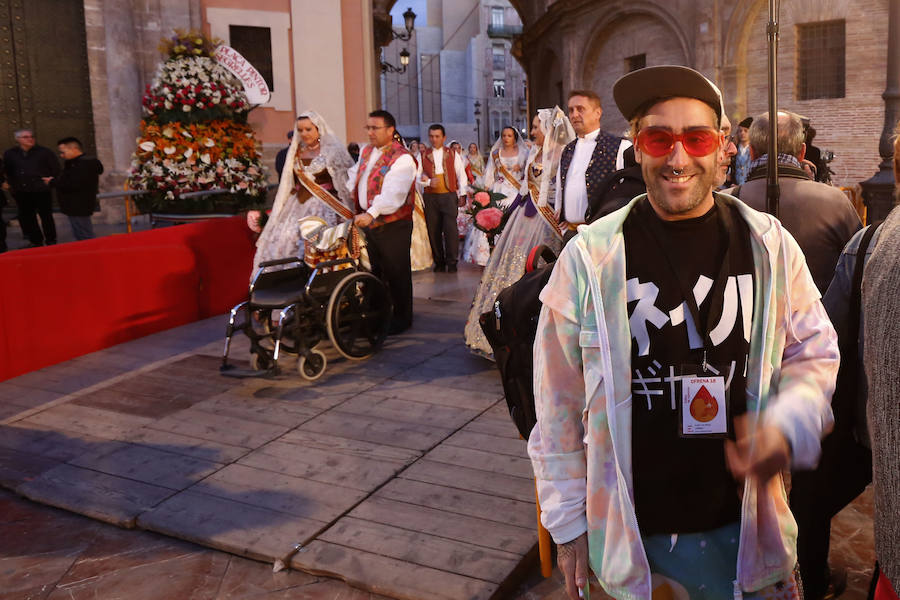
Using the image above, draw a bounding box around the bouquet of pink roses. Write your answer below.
[467,187,509,248]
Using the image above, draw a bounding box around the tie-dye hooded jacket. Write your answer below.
[528,193,838,599]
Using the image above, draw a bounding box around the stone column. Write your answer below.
[861,0,900,223]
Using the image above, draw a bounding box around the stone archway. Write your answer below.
[530,46,564,112]
[580,7,691,136]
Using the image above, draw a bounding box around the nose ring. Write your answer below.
[672,168,684,176]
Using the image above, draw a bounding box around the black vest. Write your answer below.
[559,130,623,221]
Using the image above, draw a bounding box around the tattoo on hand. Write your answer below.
[558,540,577,560]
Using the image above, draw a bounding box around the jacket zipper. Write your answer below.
[735,220,779,597]
[577,241,653,599]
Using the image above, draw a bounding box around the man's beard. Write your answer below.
[643,163,717,217]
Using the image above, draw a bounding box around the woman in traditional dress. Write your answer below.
[252,110,354,275]
[465,143,485,188]
[399,133,434,271]
[464,107,575,358]
[461,126,528,266]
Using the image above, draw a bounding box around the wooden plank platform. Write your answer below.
[17,464,175,527]
[0,341,541,600]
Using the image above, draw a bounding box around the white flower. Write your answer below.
[183,148,193,159]
[203,138,215,147]
[200,153,211,164]
[164,146,176,155]
[139,141,155,151]
[182,104,191,112]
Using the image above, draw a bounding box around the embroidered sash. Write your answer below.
[414,191,426,219]
[295,164,354,220]
[491,150,520,186]
[528,161,563,239]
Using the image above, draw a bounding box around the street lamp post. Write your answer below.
[380,8,416,74]
[382,48,410,74]
[861,0,900,222]
[474,101,482,149]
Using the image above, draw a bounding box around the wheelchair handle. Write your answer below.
[259,257,304,268]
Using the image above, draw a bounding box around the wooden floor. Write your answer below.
[0,295,538,600]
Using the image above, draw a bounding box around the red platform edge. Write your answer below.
[0,216,255,382]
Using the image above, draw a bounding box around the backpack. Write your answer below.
[479,244,557,438]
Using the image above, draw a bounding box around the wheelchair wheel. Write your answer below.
[326,271,392,360]
[250,351,272,371]
[298,348,327,380]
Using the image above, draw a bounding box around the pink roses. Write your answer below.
[475,207,504,231]
[473,191,491,207]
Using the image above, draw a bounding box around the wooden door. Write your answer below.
[0,0,95,154]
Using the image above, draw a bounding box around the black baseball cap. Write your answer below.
[613,65,724,122]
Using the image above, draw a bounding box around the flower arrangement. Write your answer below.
[130,120,267,202]
[467,187,509,248]
[128,30,267,214]
[141,57,250,124]
[158,29,219,59]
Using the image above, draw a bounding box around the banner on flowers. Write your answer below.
[214,45,271,105]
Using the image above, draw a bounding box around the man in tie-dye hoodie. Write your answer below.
[528,66,838,600]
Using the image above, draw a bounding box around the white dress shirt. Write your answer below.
[554,128,632,223]
[417,146,469,196]
[348,146,417,219]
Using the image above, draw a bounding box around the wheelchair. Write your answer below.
[220,221,392,381]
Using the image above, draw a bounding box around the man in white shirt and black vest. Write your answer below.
[555,90,631,234]
[351,109,417,334]
[418,124,468,272]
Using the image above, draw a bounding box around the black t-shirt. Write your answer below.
[624,196,755,535]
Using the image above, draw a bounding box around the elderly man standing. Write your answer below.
[555,90,631,233]
[726,111,860,294]
[3,129,59,247]
[350,109,417,335]
[528,65,838,600]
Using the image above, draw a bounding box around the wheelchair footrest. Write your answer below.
[219,366,279,379]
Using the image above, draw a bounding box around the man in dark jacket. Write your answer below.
[3,129,60,246]
[725,111,861,600]
[724,111,860,294]
[43,137,103,241]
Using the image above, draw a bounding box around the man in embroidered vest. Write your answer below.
[555,90,631,234]
[350,110,417,335]
[418,124,468,272]
[529,66,838,600]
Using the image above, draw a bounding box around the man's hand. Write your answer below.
[725,416,791,485]
[801,159,817,180]
[1,182,9,191]
[557,533,589,599]
[353,213,374,228]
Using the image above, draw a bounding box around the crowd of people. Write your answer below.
[251,69,899,600]
[0,59,886,600]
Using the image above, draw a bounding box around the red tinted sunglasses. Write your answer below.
[636,127,720,158]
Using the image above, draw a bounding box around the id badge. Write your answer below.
[678,362,731,438]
